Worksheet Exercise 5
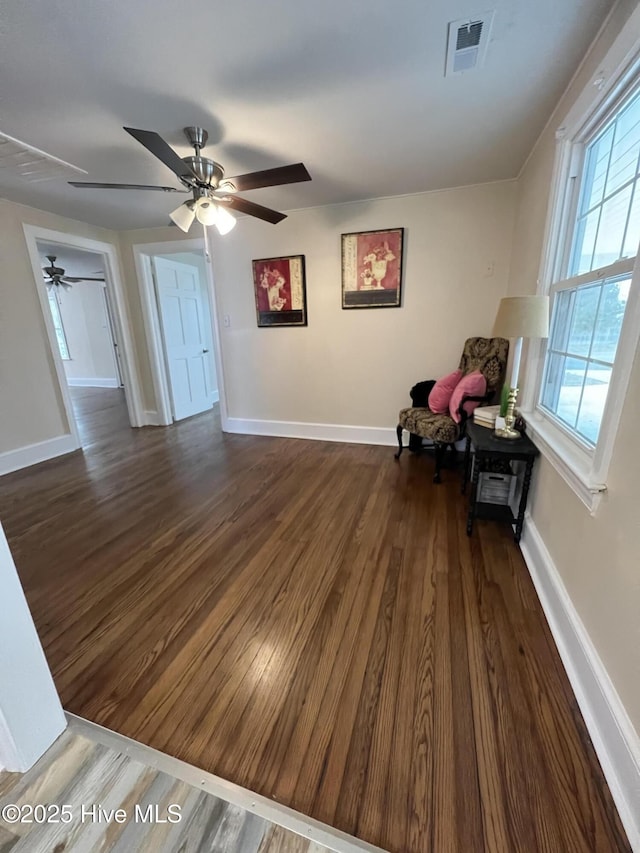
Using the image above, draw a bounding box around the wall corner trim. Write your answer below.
[0,434,79,477]
[143,410,161,427]
[520,515,640,850]
[225,417,397,447]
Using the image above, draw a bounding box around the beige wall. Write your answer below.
[209,182,517,427]
[508,0,640,729]
[0,199,118,453]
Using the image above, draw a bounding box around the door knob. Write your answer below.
[202,349,209,353]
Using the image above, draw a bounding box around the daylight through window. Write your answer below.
[47,290,70,361]
[540,84,640,446]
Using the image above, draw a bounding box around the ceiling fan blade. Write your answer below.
[69,181,187,192]
[222,195,287,224]
[123,127,196,181]
[223,163,311,192]
[62,276,106,283]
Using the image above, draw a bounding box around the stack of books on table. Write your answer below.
[473,405,501,428]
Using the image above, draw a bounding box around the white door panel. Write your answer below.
[153,257,213,421]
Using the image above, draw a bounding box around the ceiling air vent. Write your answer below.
[446,11,495,76]
[0,131,87,182]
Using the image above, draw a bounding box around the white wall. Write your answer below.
[0,199,120,454]
[208,182,516,431]
[55,284,119,385]
[0,521,66,771]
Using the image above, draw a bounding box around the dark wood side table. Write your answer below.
[462,420,539,543]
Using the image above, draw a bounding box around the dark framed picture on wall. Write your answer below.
[341,227,404,309]
[252,255,308,327]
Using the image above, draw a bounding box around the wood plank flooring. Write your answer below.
[0,719,339,853]
[0,388,631,852]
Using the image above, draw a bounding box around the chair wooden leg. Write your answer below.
[394,424,403,460]
[408,433,423,453]
[433,442,445,483]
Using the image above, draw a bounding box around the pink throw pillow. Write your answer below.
[449,371,487,423]
[428,369,463,414]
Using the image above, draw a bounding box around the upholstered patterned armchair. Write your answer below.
[395,336,509,482]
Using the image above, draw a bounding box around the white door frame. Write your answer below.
[22,225,145,446]
[133,237,228,429]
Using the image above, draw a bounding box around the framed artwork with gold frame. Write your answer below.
[252,255,308,327]
[341,228,404,308]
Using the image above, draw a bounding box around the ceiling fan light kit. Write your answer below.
[195,196,220,227]
[169,196,237,234]
[214,204,237,235]
[70,125,311,234]
[169,199,196,232]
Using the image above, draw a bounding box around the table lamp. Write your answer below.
[492,295,549,439]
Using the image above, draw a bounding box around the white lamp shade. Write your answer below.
[169,201,196,233]
[215,204,236,235]
[493,295,549,339]
[195,197,218,226]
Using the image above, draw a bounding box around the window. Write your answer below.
[47,291,70,360]
[541,274,631,445]
[539,84,640,448]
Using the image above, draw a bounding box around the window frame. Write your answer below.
[521,46,640,514]
[47,289,71,361]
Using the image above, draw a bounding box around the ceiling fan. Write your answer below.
[42,255,105,290]
[69,126,312,235]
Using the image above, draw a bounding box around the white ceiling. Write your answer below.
[0,0,614,231]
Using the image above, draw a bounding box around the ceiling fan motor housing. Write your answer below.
[45,255,65,276]
[181,126,225,189]
[182,155,224,188]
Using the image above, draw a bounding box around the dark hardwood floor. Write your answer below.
[0,388,630,852]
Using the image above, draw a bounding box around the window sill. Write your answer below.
[521,410,607,515]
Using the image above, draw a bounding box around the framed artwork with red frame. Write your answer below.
[341,227,404,308]
[252,255,308,327]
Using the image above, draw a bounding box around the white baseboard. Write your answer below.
[144,410,161,426]
[226,417,397,446]
[0,434,79,477]
[520,515,640,851]
[66,377,119,388]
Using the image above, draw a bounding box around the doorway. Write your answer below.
[154,252,218,421]
[38,241,127,446]
[36,240,127,448]
[23,225,145,452]
[40,242,123,388]
[134,238,226,428]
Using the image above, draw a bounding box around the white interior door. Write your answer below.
[153,257,213,421]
